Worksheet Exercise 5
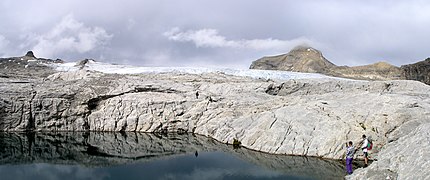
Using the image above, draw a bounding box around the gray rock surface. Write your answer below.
[0,58,429,178]
[347,122,430,180]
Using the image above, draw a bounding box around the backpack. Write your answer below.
[367,138,373,150]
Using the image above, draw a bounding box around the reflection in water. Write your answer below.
[0,132,345,180]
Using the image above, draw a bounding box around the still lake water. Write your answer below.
[0,132,346,180]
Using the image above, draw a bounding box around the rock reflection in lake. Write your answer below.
[0,132,345,179]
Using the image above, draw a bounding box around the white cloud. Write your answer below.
[142,50,172,66]
[0,35,10,56]
[126,18,137,30]
[164,28,237,48]
[163,27,318,51]
[26,14,113,58]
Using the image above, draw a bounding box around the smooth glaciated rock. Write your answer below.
[1,63,430,178]
[1,70,429,160]
[347,122,430,180]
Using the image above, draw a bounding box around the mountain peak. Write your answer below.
[25,51,36,58]
[250,46,336,74]
[369,61,397,69]
[291,45,319,52]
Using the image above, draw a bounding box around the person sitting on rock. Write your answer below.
[345,141,355,175]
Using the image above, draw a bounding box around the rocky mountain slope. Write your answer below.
[1,53,429,179]
[250,46,429,85]
[333,62,404,80]
[249,46,336,74]
[401,58,430,85]
[0,51,63,79]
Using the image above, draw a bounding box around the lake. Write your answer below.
[0,132,346,180]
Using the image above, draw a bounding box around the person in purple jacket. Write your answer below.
[345,141,355,175]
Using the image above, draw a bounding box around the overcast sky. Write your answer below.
[1,0,429,68]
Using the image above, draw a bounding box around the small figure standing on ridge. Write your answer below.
[345,141,355,175]
[196,91,199,99]
[359,134,370,167]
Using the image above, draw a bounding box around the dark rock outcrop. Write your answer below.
[25,51,36,58]
[74,59,95,69]
[401,58,430,85]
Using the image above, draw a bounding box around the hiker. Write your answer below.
[359,134,369,167]
[345,141,355,175]
[196,91,199,99]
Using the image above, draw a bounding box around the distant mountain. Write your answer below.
[331,62,404,80]
[250,46,336,74]
[0,51,63,79]
[250,46,429,85]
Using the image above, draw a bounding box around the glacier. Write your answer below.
[48,60,349,81]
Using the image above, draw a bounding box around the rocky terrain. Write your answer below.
[401,58,430,85]
[347,123,430,179]
[1,52,429,179]
[250,46,429,85]
[0,51,63,79]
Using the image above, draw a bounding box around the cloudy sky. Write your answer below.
[0,0,429,68]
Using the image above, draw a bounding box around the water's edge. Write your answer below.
[0,132,347,179]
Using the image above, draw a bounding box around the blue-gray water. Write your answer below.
[0,132,346,180]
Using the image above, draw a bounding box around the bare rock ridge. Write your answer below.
[250,46,430,85]
[401,58,430,85]
[0,51,64,79]
[250,46,336,74]
[1,52,430,179]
